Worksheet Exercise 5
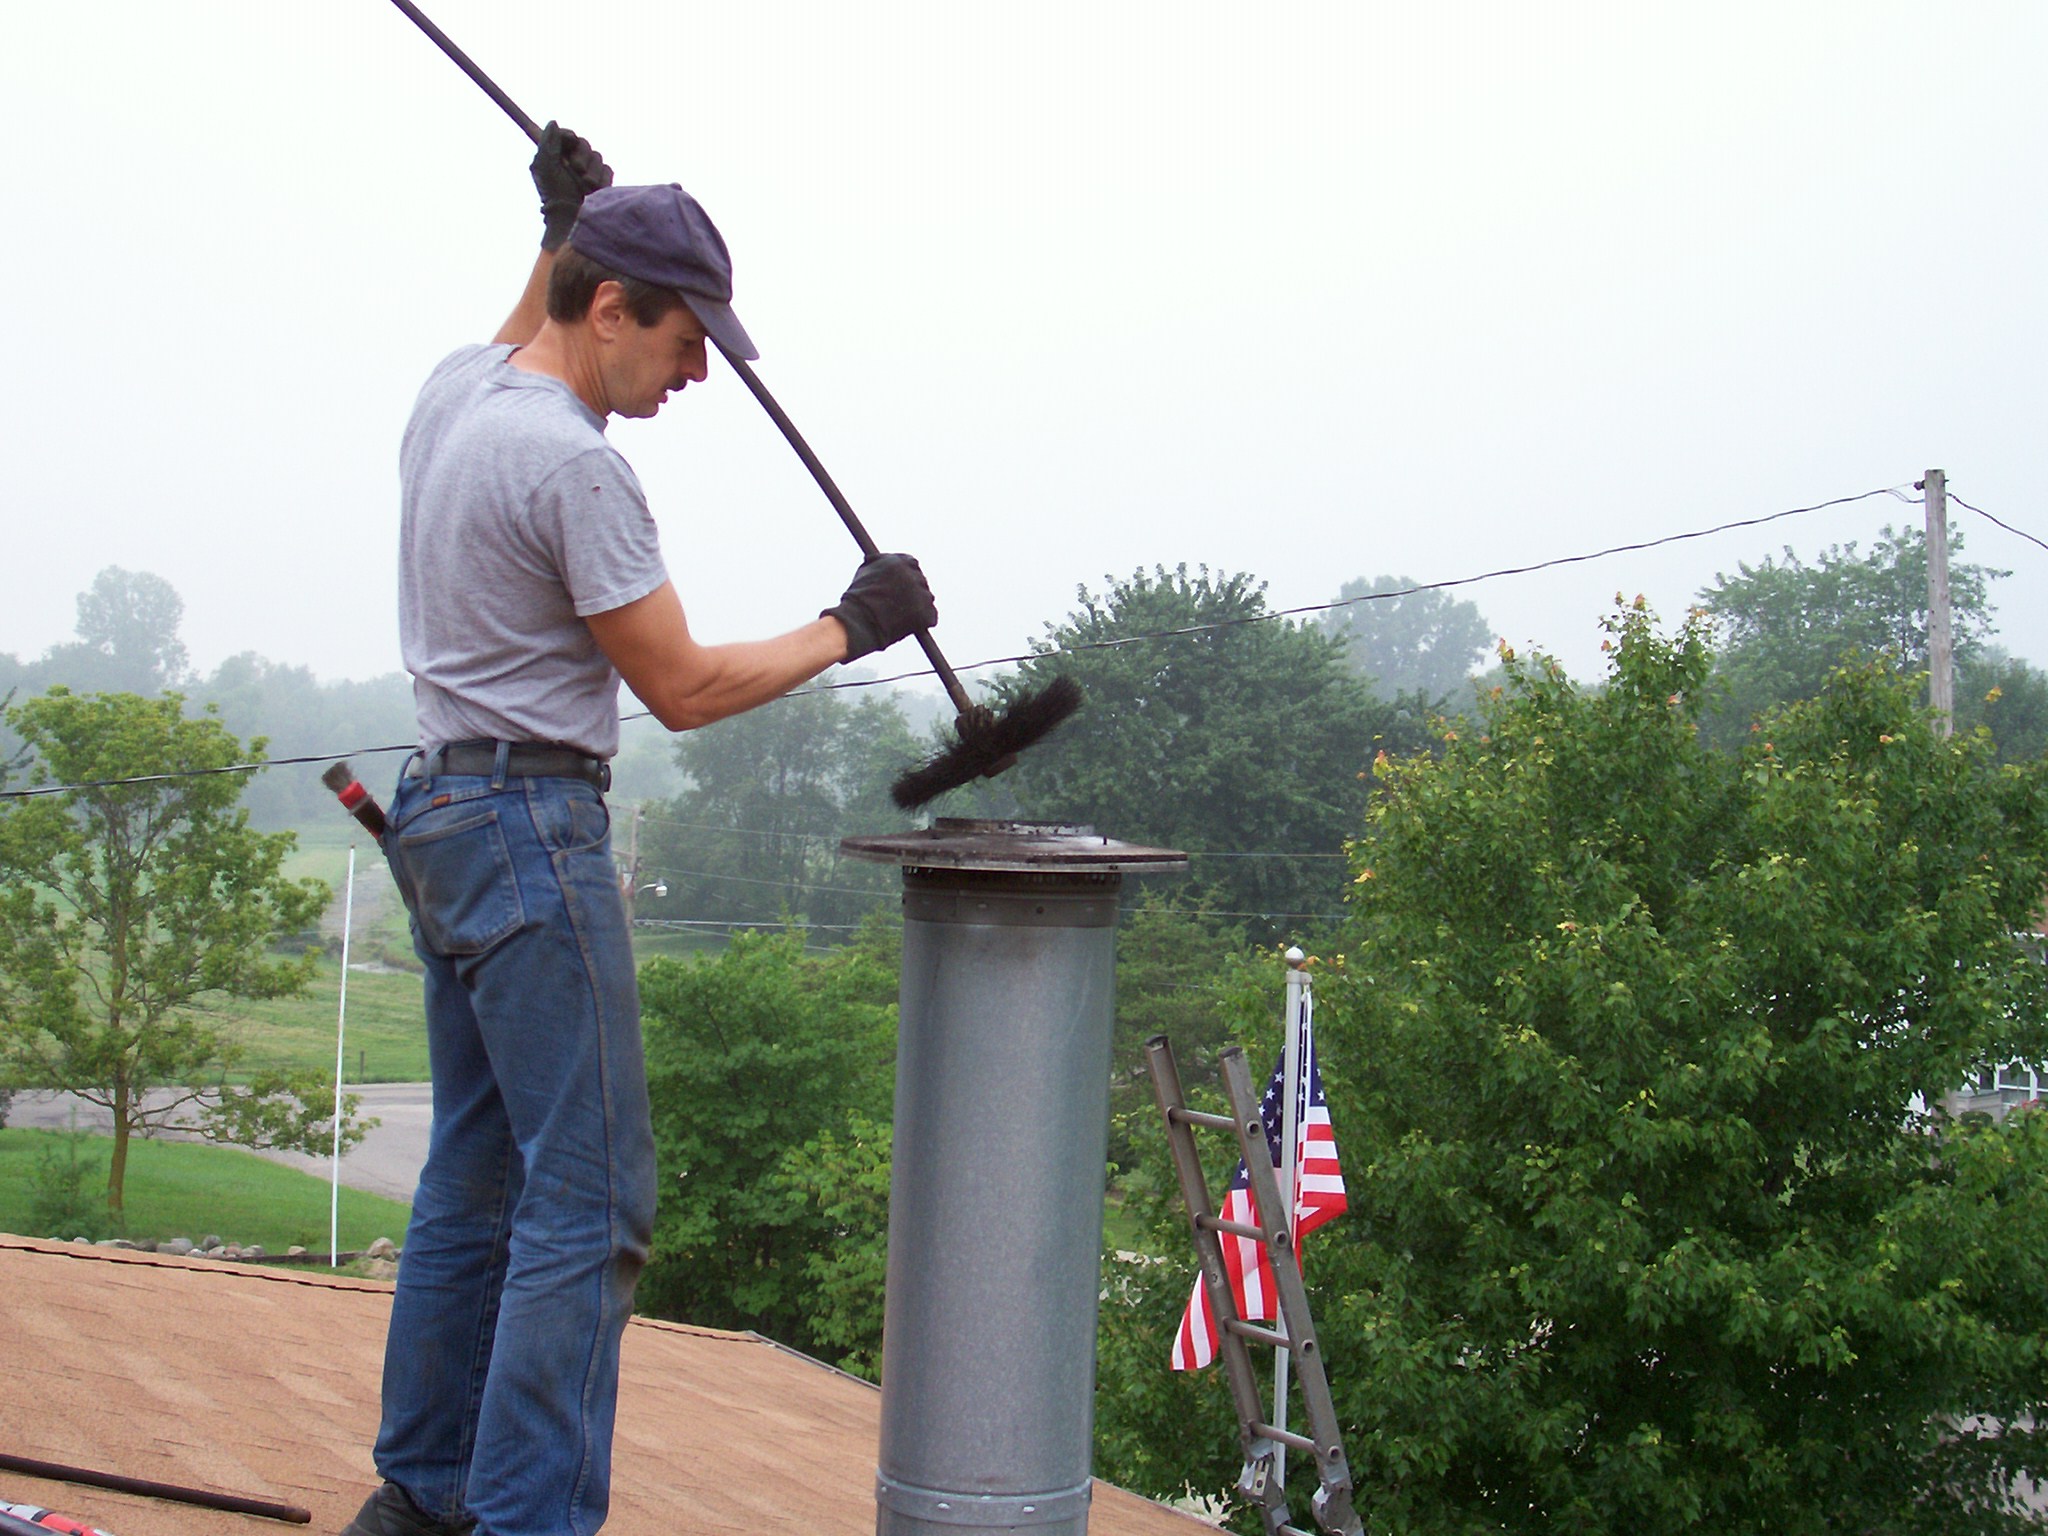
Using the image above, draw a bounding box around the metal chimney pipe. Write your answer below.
[842,820,1187,1536]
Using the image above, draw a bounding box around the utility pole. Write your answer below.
[621,802,643,923]
[1924,468,1953,738]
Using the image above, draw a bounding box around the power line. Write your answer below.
[639,860,896,902]
[636,811,840,844]
[1949,490,2048,557]
[0,481,1949,801]
[633,917,867,933]
[784,483,1921,690]
[640,810,1349,862]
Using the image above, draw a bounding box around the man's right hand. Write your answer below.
[825,554,938,662]
[532,122,614,251]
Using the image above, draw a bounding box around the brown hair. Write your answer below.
[546,244,695,327]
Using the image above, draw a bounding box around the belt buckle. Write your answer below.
[596,761,612,793]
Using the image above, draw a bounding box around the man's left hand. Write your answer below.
[532,122,614,251]
[825,553,938,662]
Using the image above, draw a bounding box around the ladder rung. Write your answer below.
[1199,1214,1268,1241]
[1252,1423,1318,1454]
[1170,1106,1237,1132]
[1226,1318,1291,1348]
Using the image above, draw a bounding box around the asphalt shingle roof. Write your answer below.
[0,1235,1211,1536]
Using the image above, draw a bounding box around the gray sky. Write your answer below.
[5,2,2044,696]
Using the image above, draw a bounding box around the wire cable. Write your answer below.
[640,810,1349,861]
[767,486,1920,696]
[1949,490,2048,556]
[0,482,1943,801]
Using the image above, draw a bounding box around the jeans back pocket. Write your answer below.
[395,807,526,957]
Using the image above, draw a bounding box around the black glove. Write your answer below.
[531,121,614,251]
[825,553,938,662]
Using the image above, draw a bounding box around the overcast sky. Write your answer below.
[5,2,2044,700]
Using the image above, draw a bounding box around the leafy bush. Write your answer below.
[30,1121,114,1241]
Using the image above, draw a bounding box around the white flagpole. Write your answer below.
[330,844,357,1268]
[1275,945,1309,1485]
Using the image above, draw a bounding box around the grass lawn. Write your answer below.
[100,817,743,1085]
[229,956,431,1083]
[0,1127,412,1254]
[1102,1190,1153,1254]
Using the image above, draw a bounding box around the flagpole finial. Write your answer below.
[1284,946,1306,967]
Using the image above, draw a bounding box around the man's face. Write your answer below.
[605,302,709,419]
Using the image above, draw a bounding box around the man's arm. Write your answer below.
[588,556,938,732]
[495,124,611,346]
[587,581,850,732]
[494,251,555,347]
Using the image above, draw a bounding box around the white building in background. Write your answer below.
[1948,1062,2047,1122]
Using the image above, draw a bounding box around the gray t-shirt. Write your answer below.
[398,344,668,759]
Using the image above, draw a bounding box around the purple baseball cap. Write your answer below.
[568,183,759,361]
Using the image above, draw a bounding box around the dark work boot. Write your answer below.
[340,1483,476,1536]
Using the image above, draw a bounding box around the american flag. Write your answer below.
[1170,996,1346,1371]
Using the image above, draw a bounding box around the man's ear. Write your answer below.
[589,280,631,341]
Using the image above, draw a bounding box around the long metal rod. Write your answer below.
[0,1452,310,1525]
[720,347,975,714]
[330,843,356,1266]
[1275,960,1307,1484]
[386,0,978,720]
[387,0,541,141]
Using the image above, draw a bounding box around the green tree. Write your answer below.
[1302,605,2048,1533]
[1092,940,1298,1521]
[1696,525,2006,749]
[770,1108,894,1377]
[978,565,1438,941]
[193,654,417,827]
[0,689,364,1213]
[1958,646,2048,765]
[1104,898,1265,1176]
[642,681,919,932]
[34,567,191,697]
[1318,575,1493,702]
[636,922,900,1350]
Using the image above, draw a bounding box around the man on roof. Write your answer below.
[342,125,935,1536]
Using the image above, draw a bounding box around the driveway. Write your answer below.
[9,1082,431,1203]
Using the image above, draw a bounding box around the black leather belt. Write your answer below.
[412,741,611,792]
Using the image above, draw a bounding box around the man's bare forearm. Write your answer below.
[645,620,852,732]
[494,251,556,346]
[587,583,853,733]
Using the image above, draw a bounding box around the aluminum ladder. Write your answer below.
[1144,1035,1364,1536]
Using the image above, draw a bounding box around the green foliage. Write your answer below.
[0,1127,412,1252]
[191,654,416,827]
[1319,575,1493,702]
[28,1119,114,1241]
[1959,647,2048,765]
[0,689,366,1212]
[1106,899,1269,1175]
[1696,525,2007,750]
[1310,603,2048,1533]
[1094,1239,1245,1514]
[0,566,417,828]
[976,565,1436,941]
[642,681,919,932]
[636,923,900,1352]
[37,567,191,697]
[771,1109,893,1378]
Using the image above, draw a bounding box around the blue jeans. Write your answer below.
[374,767,655,1536]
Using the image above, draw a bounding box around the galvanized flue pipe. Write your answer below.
[842,821,1186,1536]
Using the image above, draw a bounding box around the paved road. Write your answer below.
[9,1082,431,1203]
